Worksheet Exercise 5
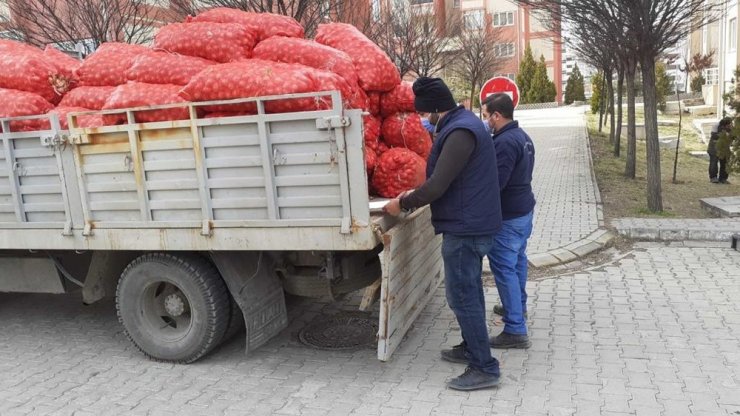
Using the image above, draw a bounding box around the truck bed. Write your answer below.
[0,92,380,251]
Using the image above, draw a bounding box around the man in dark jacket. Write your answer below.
[708,117,731,184]
[384,77,502,391]
[482,93,536,349]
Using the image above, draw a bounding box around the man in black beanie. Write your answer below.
[385,77,503,391]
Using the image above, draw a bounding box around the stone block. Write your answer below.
[700,196,740,218]
[550,248,579,263]
[528,253,561,268]
[627,227,659,240]
[658,229,688,241]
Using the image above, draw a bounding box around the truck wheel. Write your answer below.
[116,253,230,363]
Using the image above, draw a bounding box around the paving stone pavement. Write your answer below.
[516,107,602,256]
[2,243,739,416]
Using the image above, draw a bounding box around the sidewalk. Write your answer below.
[513,107,613,268]
[1,243,739,415]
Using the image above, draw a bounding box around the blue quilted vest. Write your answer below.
[427,106,502,236]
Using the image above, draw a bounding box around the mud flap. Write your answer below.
[377,207,444,361]
[210,252,288,355]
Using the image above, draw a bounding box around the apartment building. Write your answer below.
[688,0,739,114]
[409,0,563,102]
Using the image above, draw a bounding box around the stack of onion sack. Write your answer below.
[252,37,367,110]
[0,40,77,131]
[101,51,216,124]
[187,7,304,42]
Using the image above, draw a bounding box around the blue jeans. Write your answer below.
[487,211,534,335]
[442,233,500,376]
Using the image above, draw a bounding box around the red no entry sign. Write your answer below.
[480,77,520,109]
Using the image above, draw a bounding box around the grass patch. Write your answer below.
[588,112,740,218]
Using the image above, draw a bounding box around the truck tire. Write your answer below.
[116,253,230,363]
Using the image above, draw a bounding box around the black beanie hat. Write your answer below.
[413,77,457,113]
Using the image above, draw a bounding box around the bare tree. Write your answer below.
[7,0,170,51]
[364,5,462,79]
[454,24,506,108]
[170,0,350,37]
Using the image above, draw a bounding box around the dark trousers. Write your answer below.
[442,233,500,376]
[709,154,729,182]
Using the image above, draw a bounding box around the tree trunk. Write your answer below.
[598,71,606,132]
[641,56,664,212]
[625,63,637,179]
[672,85,683,183]
[615,67,624,157]
[606,70,615,144]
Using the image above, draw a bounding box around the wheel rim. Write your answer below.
[140,281,193,342]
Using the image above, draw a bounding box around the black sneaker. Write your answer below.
[489,332,532,349]
[447,366,500,391]
[720,180,731,184]
[441,343,468,364]
[711,178,720,183]
[493,304,528,319]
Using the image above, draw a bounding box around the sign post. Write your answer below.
[479,77,520,109]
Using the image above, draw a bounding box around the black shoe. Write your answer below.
[441,343,468,364]
[720,180,731,184]
[489,332,532,349]
[447,366,500,391]
[493,304,528,319]
[711,177,720,183]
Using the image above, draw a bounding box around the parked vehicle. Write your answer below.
[0,92,443,363]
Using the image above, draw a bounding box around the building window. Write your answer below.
[494,43,515,57]
[371,0,381,21]
[453,0,460,8]
[730,18,737,51]
[464,10,485,30]
[140,0,170,6]
[497,73,516,80]
[493,11,514,27]
[410,0,433,3]
[0,0,10,22]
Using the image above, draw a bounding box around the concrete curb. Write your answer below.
[528,228,615,268]
[612,220,740,242]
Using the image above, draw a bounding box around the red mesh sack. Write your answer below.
[315,23,400,92]
[380,82,415,117]
[44,46,81,81]
[381,112,432,158]
[377,140,389,156]
[180,60,318,114]
[0,40,71,103]
[47,106,105,130]
[365,148,377,174]
[154,22,256,63]
[307,68,360,110]
[59,86,116,110]
[0,88,55,132]
[253,37,358,86]
[371,148,426,198]
[127,51,215,85]
[364,115,381,153]
[76,43,148,86]
[367,92,381,116]
[103,83,190,124]
[189,8,303,41]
